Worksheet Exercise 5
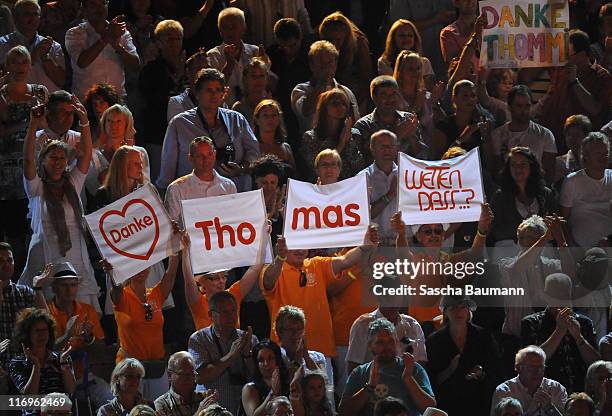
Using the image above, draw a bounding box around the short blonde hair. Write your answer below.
[515,345,546,367]
[154,19,183,38]
[101,104,136,143]
[218,7,245,28]
[110,358,145,396]
[314,148,342,170]
[308,40,339,63]
[5,45,31,66]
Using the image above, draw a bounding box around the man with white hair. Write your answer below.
[491,345,567,416]
[266,396,294,416]
[497,215,575,337]
[560,132,612,248]
[154,351,208,416]
[206,7,268,105]
[0,0,66,92]
[40,392,72,416]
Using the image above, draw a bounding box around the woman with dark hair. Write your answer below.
[83,83,122,146]
[124,0,164,65]
[8,308,76,414]
[490,146,556,258]
[241,339,292,416]
[379,19,435,89]
[300,88,364,181]
[290,369,334,416]
[20,93,100,312]
[425,295,500,416]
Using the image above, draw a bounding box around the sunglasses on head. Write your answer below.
[420,228,444,236]
[299,270,307,287]
[144,303,153,321]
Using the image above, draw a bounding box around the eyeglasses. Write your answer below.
[419,228,444,236]
[299,270,307,287]
[144,303,153,321]
[169,370,197,378]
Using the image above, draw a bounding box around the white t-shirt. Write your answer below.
[560,169,612,247]
[491,121,557,163]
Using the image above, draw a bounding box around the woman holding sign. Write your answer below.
[102,225,183,402]
[20,94,101,312]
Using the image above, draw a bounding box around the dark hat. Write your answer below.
[440,294,477,312]
[577,247,610,290]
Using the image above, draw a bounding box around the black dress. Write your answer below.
[426,322,501,416]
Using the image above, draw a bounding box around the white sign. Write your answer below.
[283,175,370,249]
[181,190,272,274]
[85,184,178,284]
[480,0,569,68]
[398,148,485,225]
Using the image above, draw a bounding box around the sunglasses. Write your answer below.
[144,303,153,321]
[299,270,307,287]
[420,228,444,236]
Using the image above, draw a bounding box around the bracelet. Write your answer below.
[79,121,90,128]
[86,335,96,345]
[476,229,487,238]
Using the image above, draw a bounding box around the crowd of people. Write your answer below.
[1,0,612,415]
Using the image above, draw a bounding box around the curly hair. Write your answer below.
[251,154,287,186]
[84,83,122,132]
[13,308,56,350]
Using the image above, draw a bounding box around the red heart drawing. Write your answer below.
[99,198,160,261]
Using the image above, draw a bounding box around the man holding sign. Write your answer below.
[261,226,378,360]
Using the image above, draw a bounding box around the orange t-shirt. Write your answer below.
[48,300,106,378]
[261,257,336,357]
[189,282,242,330]
[330,265,376,347]
[113,283,165,363]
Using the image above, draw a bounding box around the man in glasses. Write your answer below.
[35,261,111,408]
[261,226,378,362]
[491,345,567,416]
[189,291,257,414]
[155,351,214,416]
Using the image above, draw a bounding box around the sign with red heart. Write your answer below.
[86,184,177,284]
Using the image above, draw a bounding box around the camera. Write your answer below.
[216,143,235,165]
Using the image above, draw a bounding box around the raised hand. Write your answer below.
[22,343,41,368]
[477,203,494,235]
[390,211,406,236]
[33,263,54,289]
[369,357,380,386]
[401,352,416,380]
[431,80,446,104]
[275,236,288,260]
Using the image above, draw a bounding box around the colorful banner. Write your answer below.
[85,184,178,284]
[480,0,569,68]
[181,190,272,274]
[283,175,370,249]
[398,148,485,225]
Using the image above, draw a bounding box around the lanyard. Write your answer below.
[195,107,233,149]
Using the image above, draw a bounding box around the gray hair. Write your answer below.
[370,129,398,148]
[275,305,305,336]
[168,351,195,372]
[585,360,612,398]
[494,397,523,416]
[367,318,396,344]
[41,393,72,413]
[266,396,292,415]
[218,7,245,28]
[110,358,145,396]
[517,215,547,237]
[515,345,546,367]
[582,131,610,160]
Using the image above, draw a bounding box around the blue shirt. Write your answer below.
[344,358,434,416]
[156,107,260,192]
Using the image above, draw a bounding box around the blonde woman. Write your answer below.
[232,57,271,125]
[252,99,296,170]
[379,19,435,90]
[98,358,153,416]
[393,51,444,141]
[86,104,150,199]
